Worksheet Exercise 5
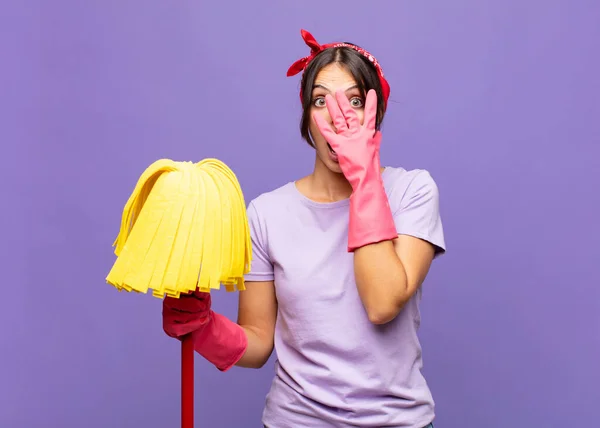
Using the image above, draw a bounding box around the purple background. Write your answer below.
[2,1,599,427]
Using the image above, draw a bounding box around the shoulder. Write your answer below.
[245,181,303,249]
[246,181,297,220]
[383,166,439,206]
[385,166,446,253]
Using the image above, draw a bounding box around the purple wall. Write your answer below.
[3,1,599,427]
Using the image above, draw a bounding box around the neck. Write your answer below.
[305,157,353,203]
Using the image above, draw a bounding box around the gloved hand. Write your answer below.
[313,89,398,251]
[162,291,212,338]
[162,291,248,372]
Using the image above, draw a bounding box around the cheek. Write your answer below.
[313,106,331,125]
[309,121,324,145]
[357,109,366,125]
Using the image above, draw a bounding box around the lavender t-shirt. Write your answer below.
[244,167,446,428]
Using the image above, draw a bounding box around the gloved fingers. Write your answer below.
[163,322,195,338]
[334,90,360,131]
[188,290,211,304]
[163,312,211,337]
[313,112,340,150]
[163,292,211,314]
[164,309,208,324]
[325,93,348,133]
[363,89,378,131]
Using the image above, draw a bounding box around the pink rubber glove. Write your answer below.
[163,291,212,337]
[162,292,248,372]
[314,89,398,251]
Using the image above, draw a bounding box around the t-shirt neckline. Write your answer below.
[289,167,390,210]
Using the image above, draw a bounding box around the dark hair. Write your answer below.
[299,45,387,147]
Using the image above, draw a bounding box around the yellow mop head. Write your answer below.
[105,158,252,298]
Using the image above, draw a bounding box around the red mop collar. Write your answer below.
[286,29,391,108]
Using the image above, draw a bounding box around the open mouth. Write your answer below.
[327,143,339,163]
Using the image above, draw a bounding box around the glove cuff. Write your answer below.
[347,177,397,252]
[191,311,248,372]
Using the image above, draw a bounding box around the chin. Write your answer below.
[327,162,344,174]
[319,151,344,174]
[315,144,344,174]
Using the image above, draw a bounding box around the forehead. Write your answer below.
[313,64,357,89]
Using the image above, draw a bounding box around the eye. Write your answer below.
[350,97,364,108]
[313,96,326,107]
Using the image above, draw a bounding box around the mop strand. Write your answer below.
[106,158,252,297]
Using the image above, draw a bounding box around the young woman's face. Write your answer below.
[309,63,365,174]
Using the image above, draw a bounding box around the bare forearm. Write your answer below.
[354,240,408,324]
[235,325,274,369]
[235,280,277,369]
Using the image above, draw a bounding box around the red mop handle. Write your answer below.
[182,334,194,428]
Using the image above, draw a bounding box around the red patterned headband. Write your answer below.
[287,29,391,108]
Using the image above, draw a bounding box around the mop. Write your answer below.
[106,158,252,428]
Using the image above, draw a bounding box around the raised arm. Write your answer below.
[312,91,446,326]
[354,235,436,324]
[235,280,277,369]
[354,170,445,324]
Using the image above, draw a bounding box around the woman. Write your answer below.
[163,29,446,428]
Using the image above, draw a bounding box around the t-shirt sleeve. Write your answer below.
[392,170,446,256]
[244,201,275,282]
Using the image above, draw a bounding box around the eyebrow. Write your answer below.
[312,84,359,93]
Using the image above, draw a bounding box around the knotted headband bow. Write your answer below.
[287,29,391,108]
